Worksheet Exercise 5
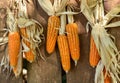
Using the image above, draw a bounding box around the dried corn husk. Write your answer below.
[38,0,68,16]
[95,60,104,83]
[0,37,8,45]
[59,8,66,35]
[81,0,120,82]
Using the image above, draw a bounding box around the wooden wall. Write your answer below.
[0,0,120,83]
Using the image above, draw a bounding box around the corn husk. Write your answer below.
[0,37,8,45]
[6,8,18,32]
[81,0,120,82]
[67,6,74,24]
[38,0,68,16]
[95,60,104,83]
[59,8,66,35]
[0,47,12,78]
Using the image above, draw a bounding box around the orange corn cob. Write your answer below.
[104,75,111,83]
[57,35,70,73]
[89,36,100,67]
[66,23,80,66]
[8,31,20,67]
[103,68,111,83]
[46,16,60,54]
[20,28,34,62]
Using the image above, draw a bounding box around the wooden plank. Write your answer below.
[27,46,62,83]
[0,73,23,83]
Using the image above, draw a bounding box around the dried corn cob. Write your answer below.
[104,75,111,83]
[103,68,111,83]
[20,28,34,62]
[57,35,70,73]
[8,31,20,67]
[89,35,100,67]
[66,23,80,66]
[46,16,60,54]
[57,13,71,73]
[6,3,21,76]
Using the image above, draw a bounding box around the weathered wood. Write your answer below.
[27,46,62,83]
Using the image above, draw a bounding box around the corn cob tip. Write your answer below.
[13,68,19,78]
[91,66,95,68]
[65,70,69,74]
[75,60,78,66]
[29,61,33,63]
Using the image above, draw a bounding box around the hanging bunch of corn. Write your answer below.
[57,11,71,73]
[0,0,45,77]
[38,0,68,54]
[81,0,120,82]
[17,0,45,62]
[66,5,80,66]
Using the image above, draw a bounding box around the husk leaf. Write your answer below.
[38,0,68,16]
[59,8,66,35]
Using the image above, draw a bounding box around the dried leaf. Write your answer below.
[38,0,54,15]
[38,0,68,16]
[105,21,120,28]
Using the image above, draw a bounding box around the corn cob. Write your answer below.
[20,28,34,63]
[8,31,20,67]
[46,16,60,54]
[103,68,111,83]
[57,35,70,73]
[66,23,80,66]
[89,35,100,67]
[104,75,111,83]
